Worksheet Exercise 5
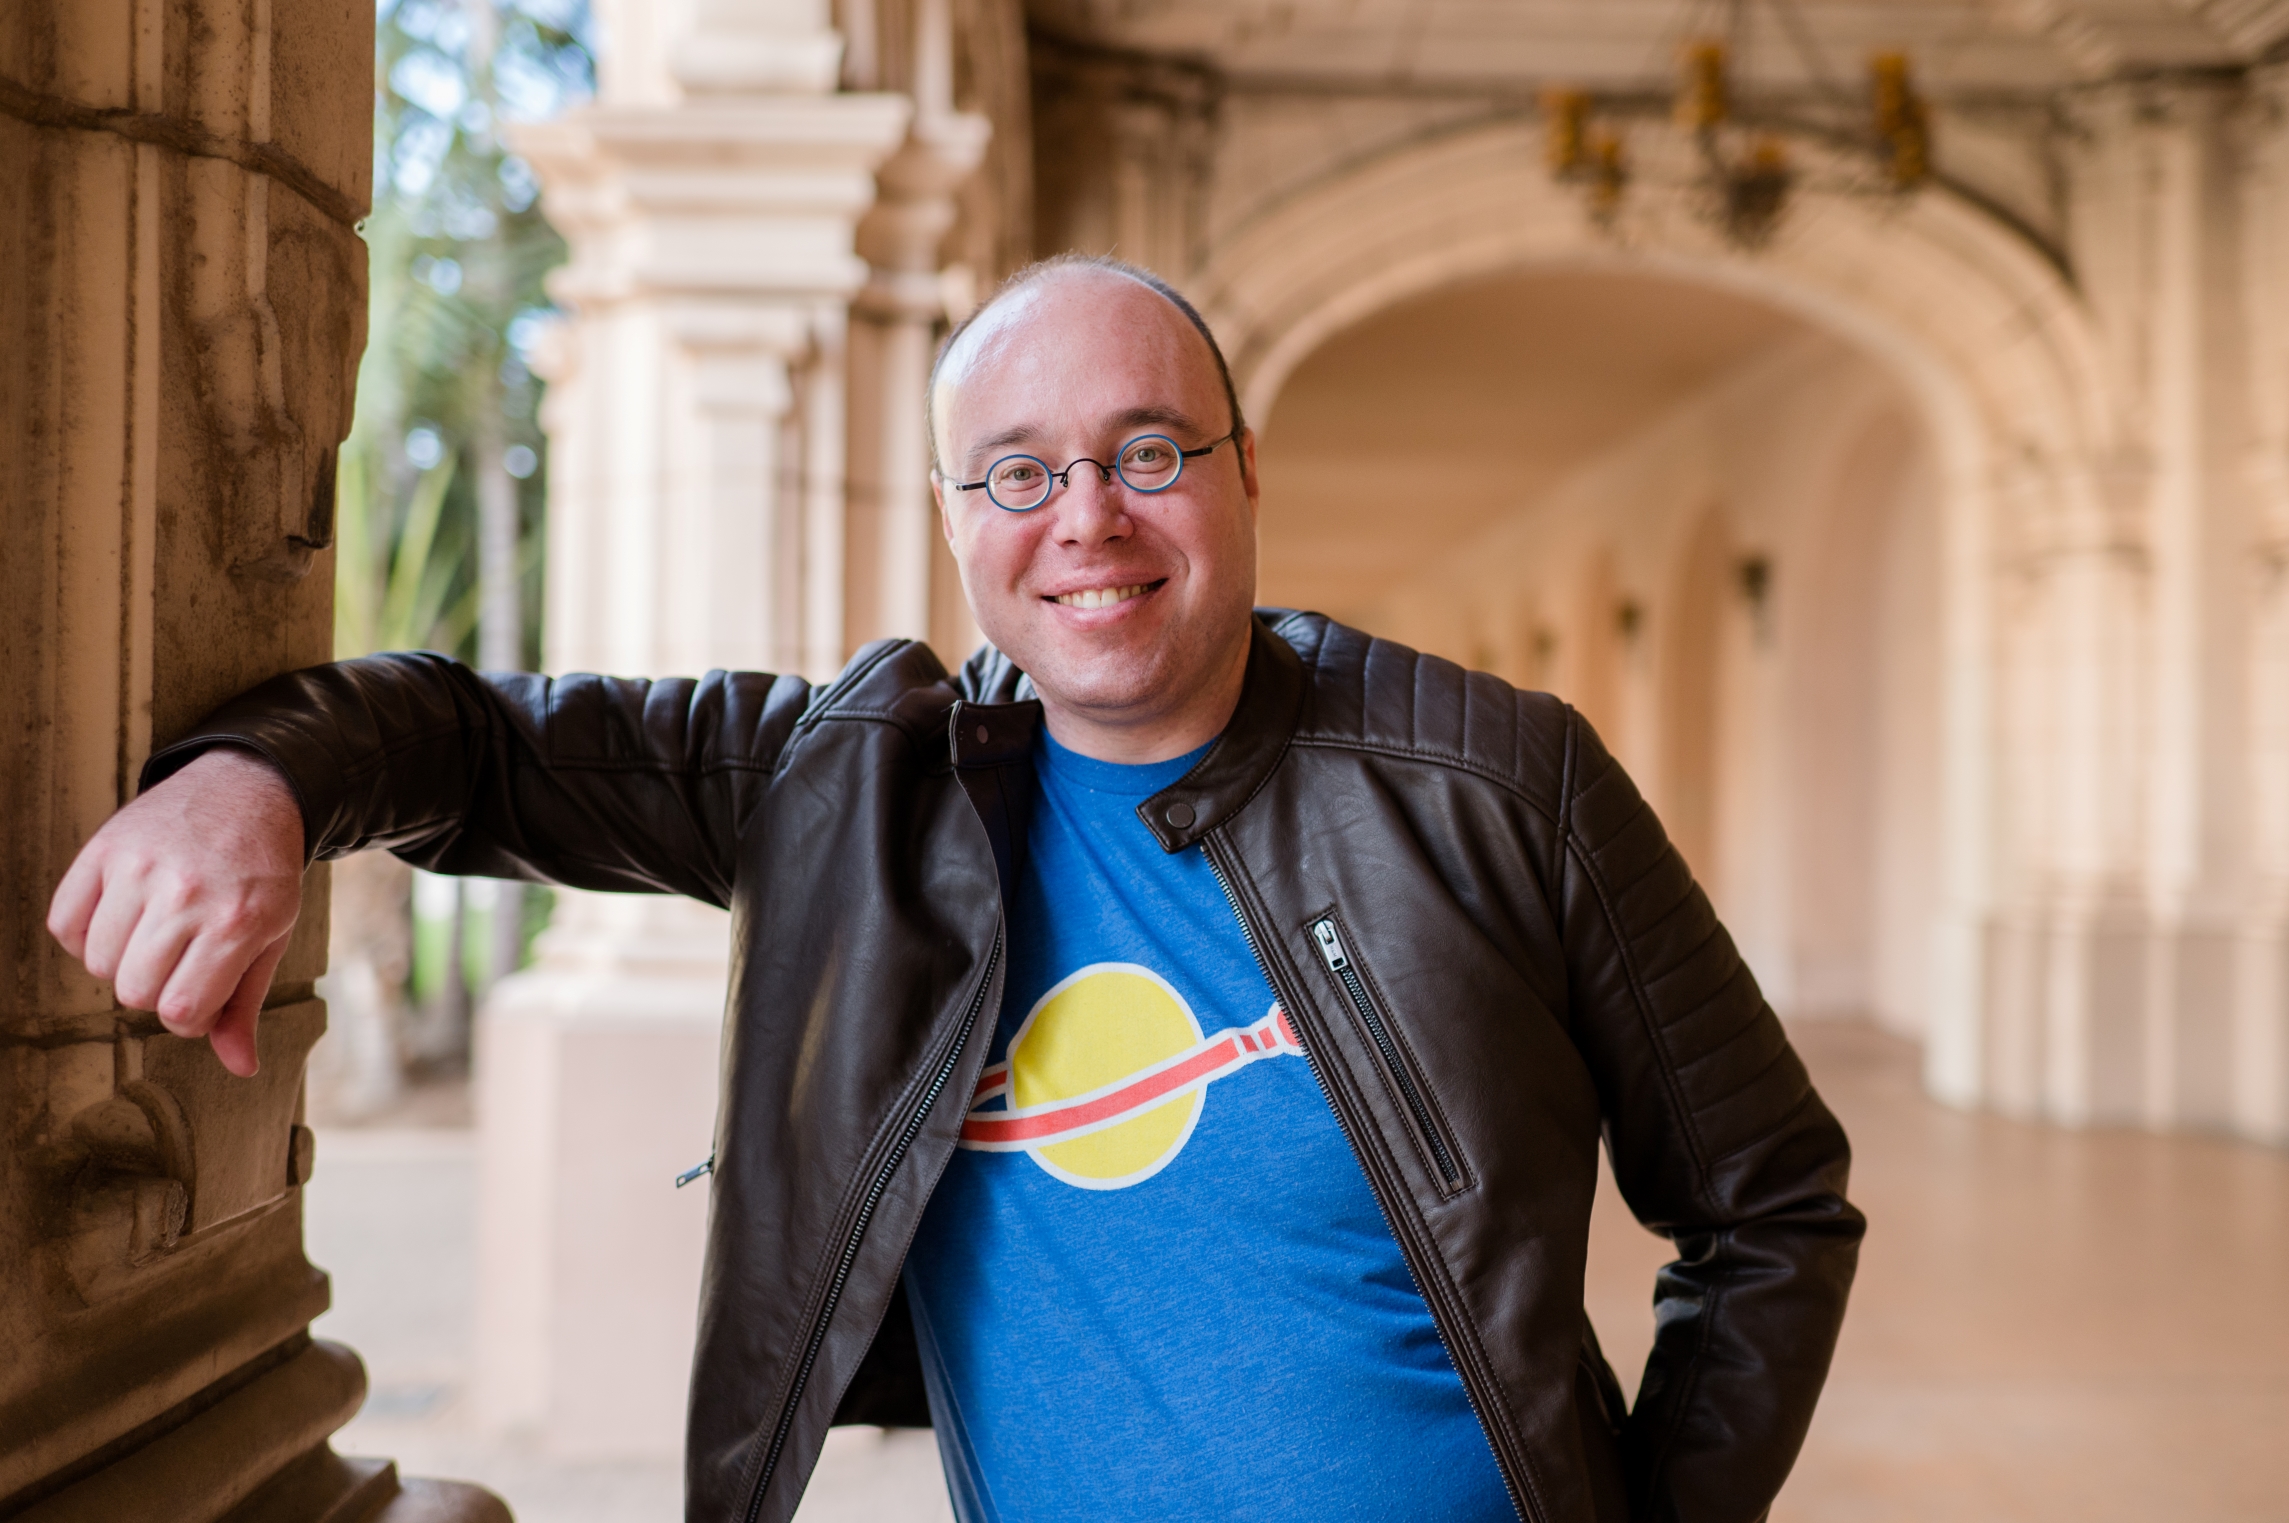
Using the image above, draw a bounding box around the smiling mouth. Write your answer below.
[1049,580,1163,610]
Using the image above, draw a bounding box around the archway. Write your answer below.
[1252,264,1941,1033]
[1198,117,2118,1106]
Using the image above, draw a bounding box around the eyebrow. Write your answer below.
[969,423,1047,458]
[960,406,1214,474]
[1106,404,1208,436]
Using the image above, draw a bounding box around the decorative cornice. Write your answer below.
[511,94,913,307]
[532,94,912,156]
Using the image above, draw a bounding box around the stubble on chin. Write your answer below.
[1022,636,1176,718]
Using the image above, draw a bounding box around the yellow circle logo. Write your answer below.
[959,963,1305,1191]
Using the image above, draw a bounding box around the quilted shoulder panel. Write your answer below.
[1273,611,1570,814]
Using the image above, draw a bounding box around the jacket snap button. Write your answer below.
[1164,801,1196,829]
[974,725,989,744]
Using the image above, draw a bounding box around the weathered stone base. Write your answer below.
[9,1342,510,1523]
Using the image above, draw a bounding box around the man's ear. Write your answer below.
[932,474,960,553]
[1238,429,1261,519]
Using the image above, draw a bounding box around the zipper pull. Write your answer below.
[1311,918,1349,971]
[675,1153,714,1189]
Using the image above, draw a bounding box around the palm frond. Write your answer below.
[378,453,463,651]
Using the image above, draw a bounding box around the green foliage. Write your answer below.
[336,0,593,662]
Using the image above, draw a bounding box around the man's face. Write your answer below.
[932,272,1260,738]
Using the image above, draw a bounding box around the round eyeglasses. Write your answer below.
[953,428,1240,513]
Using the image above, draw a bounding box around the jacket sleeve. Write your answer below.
[139,652,815,908]
[1552,710,1864,1523]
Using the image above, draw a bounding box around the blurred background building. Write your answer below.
[406,0,2289,1169]
[346,2,2289,1515]
[8,2,2289,1521]
[336,0,2289,1514]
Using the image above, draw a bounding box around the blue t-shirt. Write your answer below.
[901,731,1515,1523]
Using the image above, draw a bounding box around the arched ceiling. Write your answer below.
[1253,268,1816,621]
[1025,0,2289,88]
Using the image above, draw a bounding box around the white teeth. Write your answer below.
[1052,583,1148,609]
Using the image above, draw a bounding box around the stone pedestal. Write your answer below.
[470,897,727,1454]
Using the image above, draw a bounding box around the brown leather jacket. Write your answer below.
[149,610,1863,1523]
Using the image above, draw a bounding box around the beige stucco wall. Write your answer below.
[1304,320,1944,1033]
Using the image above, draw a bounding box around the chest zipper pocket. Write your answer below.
[1309,917,1465,1193]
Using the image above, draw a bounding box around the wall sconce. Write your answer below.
[1530,626,1561,685]
[1736,554,1773,642]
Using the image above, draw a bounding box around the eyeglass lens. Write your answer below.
[984,435,1187,511]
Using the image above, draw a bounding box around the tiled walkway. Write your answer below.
[1758,1025,2288,1522]
[307,1024,2288,1521]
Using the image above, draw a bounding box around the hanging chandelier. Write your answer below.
[1541,0,1932,248]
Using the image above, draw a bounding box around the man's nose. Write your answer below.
[1050,462,1129,541]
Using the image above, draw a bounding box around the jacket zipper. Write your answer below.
[1309,917,1462,1190]
[739,932,1001,1523]
[1202,839,1533,1523]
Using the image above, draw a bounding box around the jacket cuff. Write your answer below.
[141,731,333,869]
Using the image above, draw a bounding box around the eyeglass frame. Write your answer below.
[949,425,1243,513]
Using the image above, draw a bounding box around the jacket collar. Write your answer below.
[1140,614,1305,852]
[953,610,1308,852]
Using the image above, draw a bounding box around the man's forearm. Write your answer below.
[143,651,814,904]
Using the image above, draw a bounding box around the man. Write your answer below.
[49,255,1863,1523]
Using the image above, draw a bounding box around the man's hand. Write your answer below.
[47,749,307,1077]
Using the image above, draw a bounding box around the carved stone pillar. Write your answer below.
[2236,60,2289,1145]
[2123,83,2248,1131]
[2244,471,2289,1144]
[2031,466,2153,1127]
[1985,77,2256,1131]
[1029,32,1218,277]
[847,0,992,647]
[1921,407,2003,1112]
[0,1,501,1518]
[483,0,907,1455]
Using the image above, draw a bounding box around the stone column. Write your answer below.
[1992,77,2255,1131]
[2023,88,2155,1128]
[2237,61,2289,1145]
[2130,81,2249,1132]
[1029,34,1219,278]
[847,0,991,647]
[1920,381,2002,1111]
[1978,469,2151,1122]
[2032,459,2154,1126]
[1712,551,1794,1010]
[0,1,501,1518]
[479,0,908,1456]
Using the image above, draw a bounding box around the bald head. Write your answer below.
[929,256,1244,473]
[926,257,1262,764]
